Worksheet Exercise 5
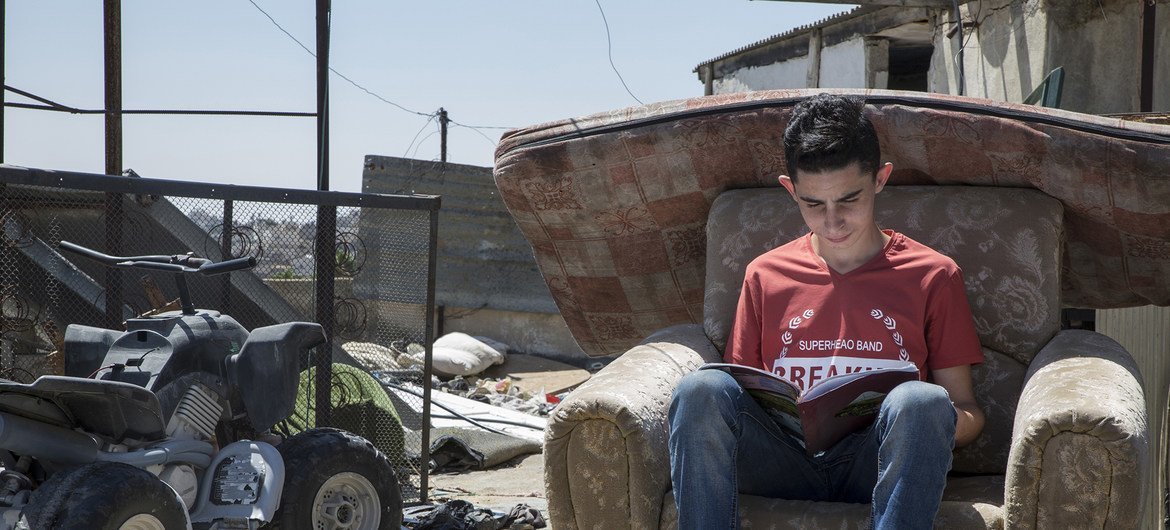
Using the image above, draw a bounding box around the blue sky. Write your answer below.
[5,1,851,192]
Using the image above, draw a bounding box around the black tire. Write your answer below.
[270,427,403,530]
[21,461,188,530]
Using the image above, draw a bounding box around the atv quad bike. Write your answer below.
[0,241,402,529]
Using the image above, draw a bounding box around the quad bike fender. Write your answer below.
[225,322,325,432]
[188,440,284,526]
[0,411,98,465]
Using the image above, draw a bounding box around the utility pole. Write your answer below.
[439,107,448,163]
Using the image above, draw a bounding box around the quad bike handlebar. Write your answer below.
[59,240,257,315]
[59,240,256,276]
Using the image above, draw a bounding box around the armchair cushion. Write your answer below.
[704,186,1063,364]
[660,475,1007,530]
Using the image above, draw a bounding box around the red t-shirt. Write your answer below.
[724,230,984,393]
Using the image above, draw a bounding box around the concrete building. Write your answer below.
[696,0,1169,114]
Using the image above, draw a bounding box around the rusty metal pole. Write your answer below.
[313,0,335,428]
[103,0,124,328]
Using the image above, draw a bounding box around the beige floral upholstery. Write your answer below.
[545,324,719,530]
[541,186,1149,529]
[659,475,1007,530]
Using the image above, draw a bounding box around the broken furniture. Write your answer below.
[493,89,1165,529]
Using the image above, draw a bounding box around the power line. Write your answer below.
[446,120,513,131]
[402,112,439,157]
[450,121,499,148]
[247,0,513,138]
[411,129,441,160]
[247,0,315,57]
[593,0,644,105]
[246,0,432,118]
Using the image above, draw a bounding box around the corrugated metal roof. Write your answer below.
[694,5,878,72]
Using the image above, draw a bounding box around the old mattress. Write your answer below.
[493,89,1170,357]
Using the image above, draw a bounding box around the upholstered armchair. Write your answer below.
[541,186,1147,529]
[492,89,1164,529]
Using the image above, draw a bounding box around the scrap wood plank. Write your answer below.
[480,354,590,395]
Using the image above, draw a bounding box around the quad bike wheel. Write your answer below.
[270,427,403,530]
[20,461,189,530]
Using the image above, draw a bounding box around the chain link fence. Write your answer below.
[0,165,439,503]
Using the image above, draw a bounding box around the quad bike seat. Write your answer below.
[0,376,165,443]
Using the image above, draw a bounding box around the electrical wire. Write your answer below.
[245,0,436,119]
[10,1,511,160]
[449,122,499,148]
[246,0,430,118]
[380,381,509,436]
[950,0,966,96]
[446,122,512,131]
[593,0,644,105]
[88,364,121,379]
[403,113,439,158]
[949,0,985,98]
[246,0,517,154]
[410,129,441,160]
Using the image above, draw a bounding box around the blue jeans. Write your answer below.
[668,369,956,530]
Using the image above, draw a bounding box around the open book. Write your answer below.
[700,362,919,455]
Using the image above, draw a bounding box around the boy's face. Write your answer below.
[778,162,892,257]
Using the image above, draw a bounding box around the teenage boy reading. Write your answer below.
[667,94,985,530]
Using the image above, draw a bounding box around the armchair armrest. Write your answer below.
[1004,330,1148,530]
[544,324,721,530]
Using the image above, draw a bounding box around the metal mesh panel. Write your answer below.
[0,170,436,503]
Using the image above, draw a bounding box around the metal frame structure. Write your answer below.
[0,163,442,502]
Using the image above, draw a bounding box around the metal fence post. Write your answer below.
[313,205,336,427]
[419,207,438,503]
[219,199,234,311]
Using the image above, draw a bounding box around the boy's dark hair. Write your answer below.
[783,94,880,182]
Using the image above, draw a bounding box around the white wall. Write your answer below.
[713,55,812,94]
[818,37,868,88]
